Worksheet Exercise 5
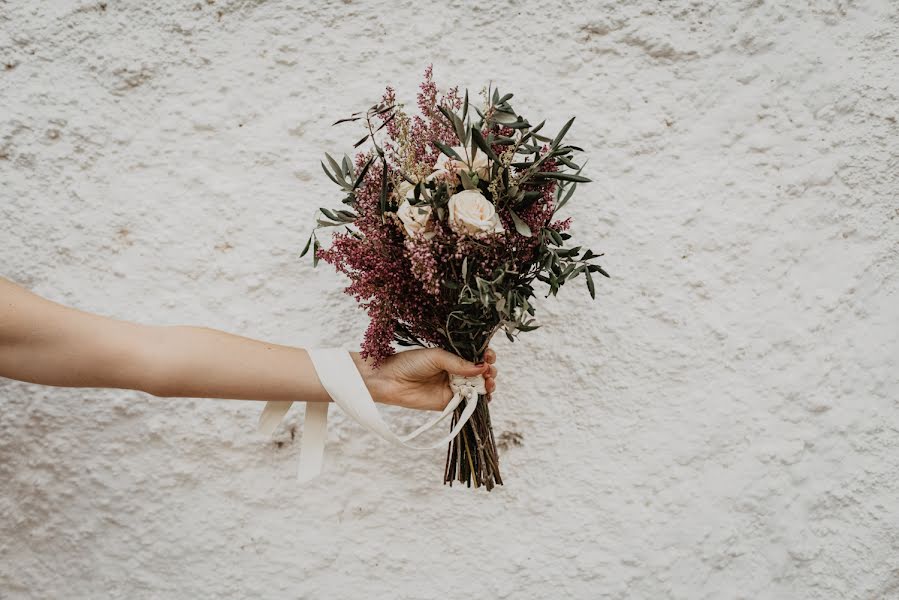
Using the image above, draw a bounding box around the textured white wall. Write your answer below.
[2,1,898,598]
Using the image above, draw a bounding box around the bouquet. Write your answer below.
[301,66,609,490]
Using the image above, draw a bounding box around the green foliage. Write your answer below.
[314,82,610,356]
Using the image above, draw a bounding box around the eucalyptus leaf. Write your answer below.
[535,172,591,183]
[378,160,388,217]
[434,140,463,160]
[492,110,519,125]
[471,127,498,162]
[300,233,313,257]
[352,155,375,189]
[588,264,611,278]
[503,119,531,130]
[312,236,321,268]
[509,210,532,237]
[321,161,345,188]
[556,155,580,170]
[555,182,577,213]
[551,117,575,148]
[325,153,343,179]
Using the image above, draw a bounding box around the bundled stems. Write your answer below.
[444,398,502,490]
[442,344,503,490]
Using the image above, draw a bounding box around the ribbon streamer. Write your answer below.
[257,348,485,482]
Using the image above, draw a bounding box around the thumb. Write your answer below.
[429,348,485,376]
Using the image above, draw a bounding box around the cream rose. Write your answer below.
[396,199,435,239]
[447,189,505,236]
[394,180,416,202]
[427,146,491,183]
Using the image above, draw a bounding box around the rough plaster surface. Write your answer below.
[1,1,898,598]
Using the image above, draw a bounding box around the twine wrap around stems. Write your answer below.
[257,348,486,482]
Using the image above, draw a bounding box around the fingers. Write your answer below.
[431,348,485,376]
[482,348,497,393]
[484,348,496,364]
[483,362,497,396]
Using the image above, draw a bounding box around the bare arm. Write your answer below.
[0,277,497,409]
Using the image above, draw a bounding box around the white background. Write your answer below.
[2,1,897,598]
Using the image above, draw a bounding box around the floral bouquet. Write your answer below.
[301,66,608,490]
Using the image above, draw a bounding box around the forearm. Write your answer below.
[142,325,341,402]
[0,277,382,402]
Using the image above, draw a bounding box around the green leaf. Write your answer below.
[470,127,498,162]
[319,207,340,221]
[325,152,344,180]
[321,161,344,188]
[517,190,543,211]
[333,114,364,126]
[300,233,313,257]
[491,110,519,125]
[547,228,564,246]
[378,160,388,216]
[509,210,532,237]
[552,117,575,148]
[556,155,580,169]
[434,140,462,160]
[524,119,546,135]
[437,105,466,143]
[555,183,577,213]
[453,112,467,145]
[588,264,611,278]
[503,119,531,130]
[535,172,591,183]
[312,236,321,267]
[586,268,595,299]
[352,155,375,189]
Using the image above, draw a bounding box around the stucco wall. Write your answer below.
[2,1,898,598]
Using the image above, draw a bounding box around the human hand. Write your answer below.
[351,347,498,411]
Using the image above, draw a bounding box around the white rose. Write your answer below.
[395,180,418,202]
[447,189,505,236]
[427,146,491,183]
[396,199,435,239]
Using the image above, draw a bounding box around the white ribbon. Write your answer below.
[257,348,484,482]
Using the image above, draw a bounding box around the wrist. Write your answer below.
[349,351,390,405]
